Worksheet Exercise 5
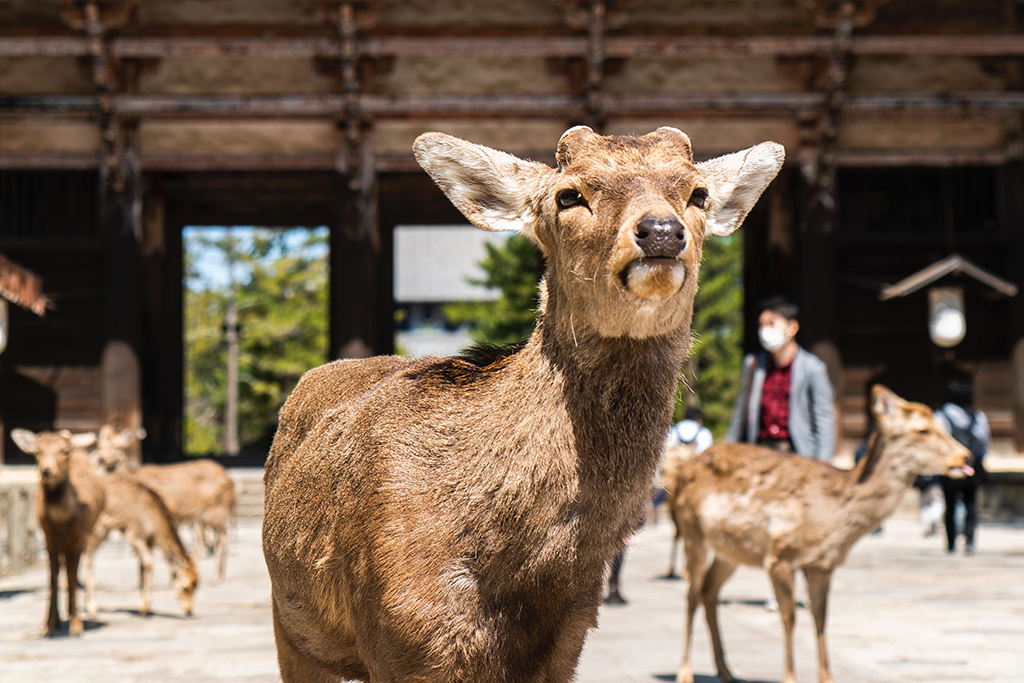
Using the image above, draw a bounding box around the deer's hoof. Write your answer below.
[69,617,83,636]
[677,664,694,683]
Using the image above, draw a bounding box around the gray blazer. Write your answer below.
[726,346,836,461]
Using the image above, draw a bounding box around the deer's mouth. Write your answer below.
[621,258,685,300]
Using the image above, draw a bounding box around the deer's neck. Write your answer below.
[845,432,918,529]
[526,291,691,536]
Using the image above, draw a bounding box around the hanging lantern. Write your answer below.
[928,286,965,348]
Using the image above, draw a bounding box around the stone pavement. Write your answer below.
[1,513,1023,682]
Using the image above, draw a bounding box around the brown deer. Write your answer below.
[670,385,972,683]
[11,428,104,636]
[137,458,236,583]
[84,428,199,618]
[93,426,236,583]
[262,126,784,682]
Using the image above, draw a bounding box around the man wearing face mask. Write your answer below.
[726,296,836,461]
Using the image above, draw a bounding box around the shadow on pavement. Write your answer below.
[0,588,36,600]
[101,607,192,620]
[654,674,777,683]
[40,619,108,638]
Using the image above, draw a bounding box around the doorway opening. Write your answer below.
[182,225,329,457]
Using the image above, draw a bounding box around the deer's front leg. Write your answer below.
[804,568,836,683]
[65,550,83,636]
[768,560,797,683]
[677,542,708,683]
[44,545,60,636]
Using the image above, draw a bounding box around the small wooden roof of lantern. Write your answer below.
[879,253,1018,348]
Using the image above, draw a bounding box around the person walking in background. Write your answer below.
[727,296,836,461]
[935,376,989,555]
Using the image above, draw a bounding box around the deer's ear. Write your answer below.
[10,429,39,455]
[70,432,97,449]
[413,132,555,239]
[870,384,905,430]
[697,141,785,237]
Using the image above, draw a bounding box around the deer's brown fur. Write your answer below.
[670,385,971,683]
[84,427,198,618]
[262,127,783,682]
[137,459,236,583]
[11,429,105,636]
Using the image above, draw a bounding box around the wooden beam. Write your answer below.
[4,33,1024,59]
[5,92,1023,120]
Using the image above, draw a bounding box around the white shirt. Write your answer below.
[664,419,714,455]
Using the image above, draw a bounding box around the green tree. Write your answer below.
[680,234,745,438]
[443,234,544,346]
[184,228,328,455]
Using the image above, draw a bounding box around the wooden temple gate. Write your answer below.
[1,0,1024,462]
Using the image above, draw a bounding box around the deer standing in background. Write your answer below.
[93,426,237,583]
[11,429,104,636]
[262,126,783,682]
[84,426,198,618]
[669,385,972,683]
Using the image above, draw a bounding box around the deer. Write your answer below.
[136,458,236,583]
[11,429,105,636]
[92,426,237,583]
[261,126,784,683]
[669,385,972,683]
[84,426,199,618]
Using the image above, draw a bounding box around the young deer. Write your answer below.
[670,385,972,683]
[84,427,198,618]
[262,126,783,683]
[93,426,236,583]
[136,459,236,583]
[661,441,700,580]
[11,429,104,636]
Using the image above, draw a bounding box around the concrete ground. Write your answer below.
[1,513,1023,683]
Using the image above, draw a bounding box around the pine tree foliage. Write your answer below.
[184,228,328,455]
[683,234,744,438]
[443,234,544,346]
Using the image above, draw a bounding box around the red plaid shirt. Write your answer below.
[758,359,792,441]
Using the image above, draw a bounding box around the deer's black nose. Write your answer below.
[635,215,687,258]
[41,468,52,478]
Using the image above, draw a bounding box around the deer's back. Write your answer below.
[264,355,412,489]
[137,460,235,523]
[102,472,181,544]
[672,443,854,568]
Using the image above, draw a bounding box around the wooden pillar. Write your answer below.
[330,153,389,359]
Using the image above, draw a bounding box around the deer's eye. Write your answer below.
[557,189,584,209]
[688,188,708,209]
[917,429,930,436]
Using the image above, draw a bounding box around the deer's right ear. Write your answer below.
[698,141,785,237]
[10,429,39,455]
[870,385,905,429]
[70,432,97,449]
[413,132,555,239]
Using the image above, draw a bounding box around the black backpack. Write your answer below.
[945,408,986,464]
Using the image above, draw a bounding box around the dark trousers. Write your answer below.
[941,477,978,550]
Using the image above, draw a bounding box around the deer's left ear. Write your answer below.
[870,384,906,431]
[698,142,785,236]
[413,132,556,241]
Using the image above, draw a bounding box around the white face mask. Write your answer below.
[759,326,790,353]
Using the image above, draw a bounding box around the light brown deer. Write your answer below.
[84,429,199,618]
[137,459,236,583]
[262,126,784,683]
[11,429,104,636]
[93,426,236,583]
[670,385,972,683]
